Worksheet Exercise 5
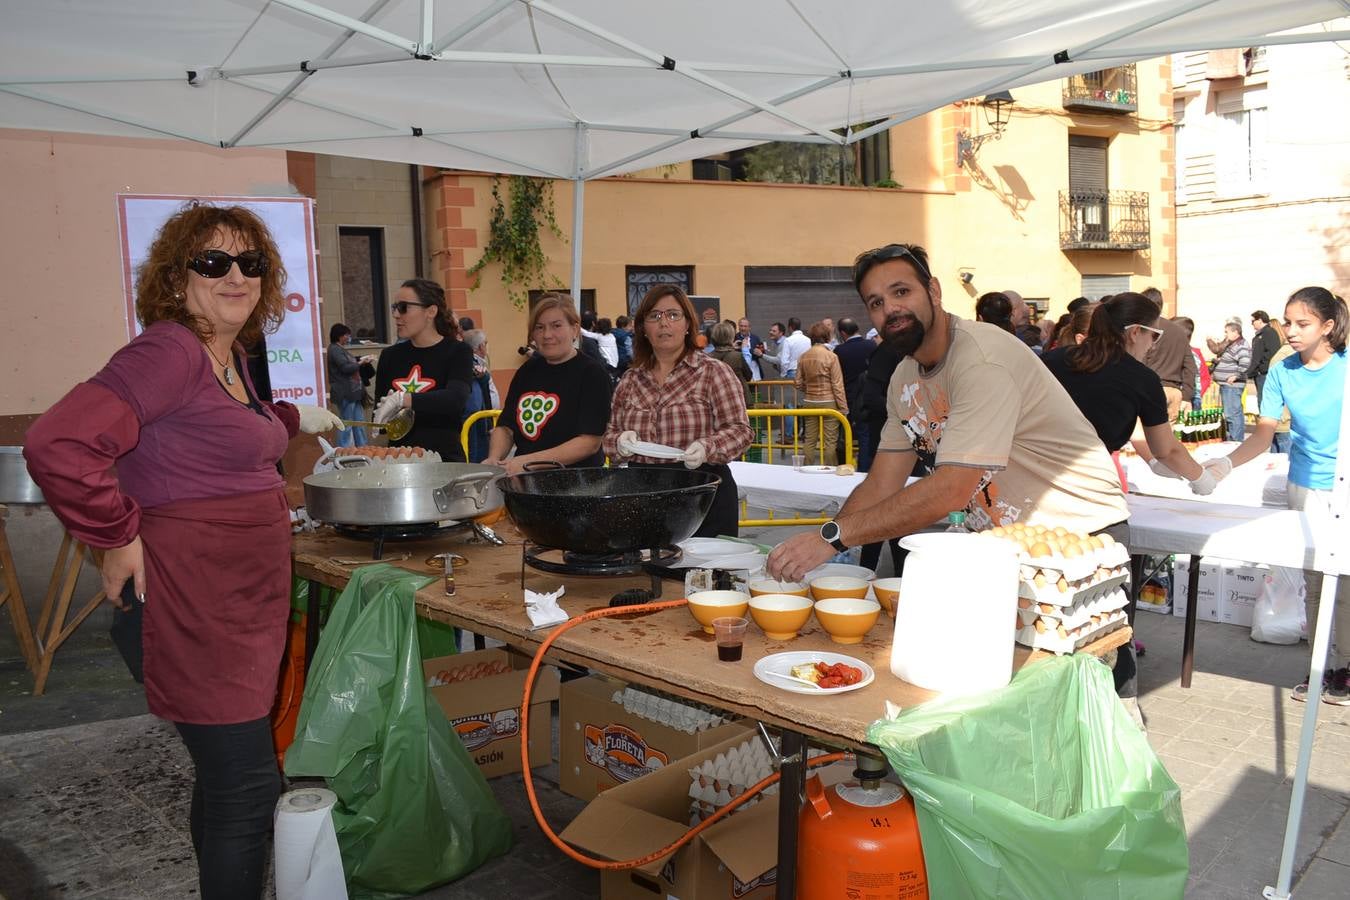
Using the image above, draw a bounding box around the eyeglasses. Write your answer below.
[1131,323,1164,343]
[645,309,686,323]
[391,301,434,315]
[852,244,933,288]
[187,249,268,279]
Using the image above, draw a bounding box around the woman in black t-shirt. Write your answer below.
[373,278,476,461]
[484,293,612,474]
[1041,293,1212,494]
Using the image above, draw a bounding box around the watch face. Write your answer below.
[821,521,839,542]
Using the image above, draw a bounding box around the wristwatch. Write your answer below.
[819,520,848,552]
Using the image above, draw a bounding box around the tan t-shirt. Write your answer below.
[879,316,1129,533]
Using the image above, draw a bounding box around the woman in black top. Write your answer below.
[1041,292,1212,494]
[373,278,475,461]
[483,293,612,475]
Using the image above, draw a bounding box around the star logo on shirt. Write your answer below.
[393,365,437,394]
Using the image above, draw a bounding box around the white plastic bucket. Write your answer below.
[890,532,1020,696]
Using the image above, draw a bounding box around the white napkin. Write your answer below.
[525,586,569,629]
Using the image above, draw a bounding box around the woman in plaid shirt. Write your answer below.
[604,285,754,537]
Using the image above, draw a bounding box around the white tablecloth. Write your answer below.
[730,461,865,515]
[1120,443,1288,509]
[1124,494,1315,570]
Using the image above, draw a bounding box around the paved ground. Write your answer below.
[1,507,1347,897]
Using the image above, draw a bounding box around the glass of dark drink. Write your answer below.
[712,616,749,662]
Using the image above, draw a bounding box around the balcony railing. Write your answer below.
[1060,191,1150,251]
[1063,65,1138,113]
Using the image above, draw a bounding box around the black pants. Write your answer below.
[174,716,282,900]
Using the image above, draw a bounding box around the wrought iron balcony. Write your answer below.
[1059,190,1150,251]
[1063,65,1137,113]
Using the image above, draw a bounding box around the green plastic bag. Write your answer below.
[292,575,460,658]
[867,655,1187,899]
[284,565,512,898]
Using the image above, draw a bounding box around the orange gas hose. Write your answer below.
[518,597,849,870]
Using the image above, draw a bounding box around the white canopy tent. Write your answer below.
[4,2,1350,896]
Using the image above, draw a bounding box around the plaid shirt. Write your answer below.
[603,352,753,464]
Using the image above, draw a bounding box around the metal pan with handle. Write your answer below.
[303,461,504,525]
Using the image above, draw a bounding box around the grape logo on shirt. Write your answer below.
[516,391,561,440]
[393,364,437,393]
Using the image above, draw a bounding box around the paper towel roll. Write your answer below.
[274,788,348,900]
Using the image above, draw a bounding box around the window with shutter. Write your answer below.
[1215,88,1268,196]
[1068,136,1109,242]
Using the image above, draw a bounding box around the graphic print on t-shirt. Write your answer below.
[393,364,437,393]
[516,391,561,440]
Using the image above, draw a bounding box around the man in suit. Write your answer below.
[1246,309,1283,404]
[735,317,764,381]
[833,317,874,462]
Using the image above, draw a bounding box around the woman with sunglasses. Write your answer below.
[24,203,344,900]
[372,278,476,461]
[1042,292,1215,496]
[483,293,612,475]
[1205,287,1350,704]
[603,285,753,538]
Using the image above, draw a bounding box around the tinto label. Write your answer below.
[452,708,520,752]
[582,723,669,783]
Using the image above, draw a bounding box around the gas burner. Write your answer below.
[332,518,509,560]
[521,543,682,595]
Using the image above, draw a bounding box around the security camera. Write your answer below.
[959,271,974,285]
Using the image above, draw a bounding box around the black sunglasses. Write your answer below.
[391,301,434,315]
[187,249,269,279]
[852,244,933,289]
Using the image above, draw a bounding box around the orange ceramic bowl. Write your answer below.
[813,597,881,644]
[748,593,814,641]
[809,575,870,602]
[748,578,810,598]
[871,577,902,614]
[687,590,750,634]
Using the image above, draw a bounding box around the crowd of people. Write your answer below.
[18,198,1348,899]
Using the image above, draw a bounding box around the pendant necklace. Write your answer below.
[205,342,236,385]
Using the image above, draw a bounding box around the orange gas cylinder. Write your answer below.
[797,766,928,900]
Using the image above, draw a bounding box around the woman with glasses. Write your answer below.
[483,293,612,475]
[372,278,476,461]
[1042,292,1214,496]
[603,285,753,537]
[24,203,344,900]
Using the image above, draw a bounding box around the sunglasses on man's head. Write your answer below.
[853,244,933,287]
[391,301,434,315]
[186,249,268,279]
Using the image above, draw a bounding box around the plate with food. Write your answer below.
[753,651,874,695]
[798,465,837,475]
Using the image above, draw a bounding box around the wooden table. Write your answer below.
[292,525,1130,898]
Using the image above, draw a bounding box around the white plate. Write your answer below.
[804,563,876,583]
[629,440,685,460]
[681,538,752,557]
[754,652,875,695]
[798,465,837,475]
[671,551,766,571]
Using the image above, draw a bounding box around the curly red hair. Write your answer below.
[134,202,287,346]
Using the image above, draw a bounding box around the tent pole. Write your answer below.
[570,125,588,303]
[1265,575,1337,899]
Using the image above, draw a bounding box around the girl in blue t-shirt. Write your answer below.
[1208,286,1349,705]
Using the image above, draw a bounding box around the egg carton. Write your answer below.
[1017,588,1130,632]
[1015,608,1129,655]
[685,738,827,824]
[1018,568,1129,609]
[425,658,513,687]
[996,538,1130,582]
[611,686,732,734]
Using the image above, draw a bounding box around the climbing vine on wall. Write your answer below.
[467,175,564,309]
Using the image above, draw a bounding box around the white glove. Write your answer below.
[1203,456,1234,482]
[681,440,707,470]
[616,430,640,458]
[374,389,404,425]
[1148,458,1185,480]
[1188,467,1218,496]
[358,355,376,366]
[295,404,344,435]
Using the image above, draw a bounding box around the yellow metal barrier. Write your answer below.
[458,405,851,528]
[459,409,501,460]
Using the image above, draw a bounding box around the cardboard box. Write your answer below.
[562,730,852,900]
[1172,557,1221,623]
[423,648,560,779]
[559,675,750,802]
[1219,561,1268,629]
